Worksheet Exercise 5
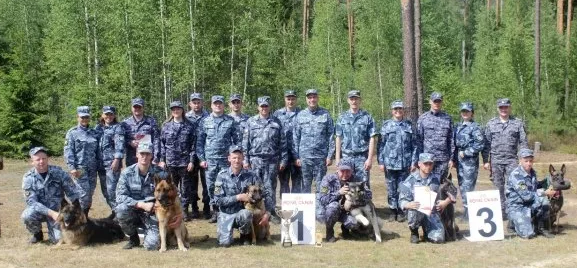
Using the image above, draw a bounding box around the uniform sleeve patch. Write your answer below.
[321,186,329,194]
[518,182,527,190]
[25,190,32,197]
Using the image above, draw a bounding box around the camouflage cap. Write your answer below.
[305,89,318,96]
[29,146,48,157]
[258,96,271,106]
[228,145,243,154]
[337,159,353,171]
[102,106,116,114]
[460,102,474,112]
[284,90,297,97]
[497,98,511,107]
[430,92,443,101]
[347,90,361,98]
[77,106,90,117]
[169,100,183,109]
[418,153,434,163]
[391,100,404,109]
[190,92,203,100]
[132,98,144,107]
[137,142,153,153]
[518,148,534,158]
[229,93,242,102]
[211,95,225,103]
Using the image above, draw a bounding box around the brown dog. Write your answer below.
[546,164,571,233]
[154,174,189,252]
[243,184,270,244]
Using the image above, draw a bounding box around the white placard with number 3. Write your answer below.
[466,190,505,242]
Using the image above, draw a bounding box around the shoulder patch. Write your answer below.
[24,190,32,197]
[321,186,329,194]
[517,182,527,190]
[214,181,223,194]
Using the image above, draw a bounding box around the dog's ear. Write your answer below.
[561,164,566,175]
[60,198,69,208]
[549,164,556,175]
[72,198,81,208]
[242,184,250,193]
[165,173,173,185]
[154,174,162,186]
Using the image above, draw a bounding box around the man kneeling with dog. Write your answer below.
[22,147,87,244]
[214,145,271,247]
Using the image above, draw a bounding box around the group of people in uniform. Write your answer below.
[20,88,556,249]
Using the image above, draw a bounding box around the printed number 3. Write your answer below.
[291,211,304,242]
[477,207,497,237]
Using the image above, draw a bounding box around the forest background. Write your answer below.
[0,0,576,158]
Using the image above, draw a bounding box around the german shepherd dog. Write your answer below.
[154,173,190,252]
[243,184,270,244]
[438,173,459,241]
[546,164,571,233]
[56,198,124,249]
[341,182,383,243]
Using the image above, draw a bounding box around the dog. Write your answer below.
[341,181,383,243]
[55,198,124,249]
[154,173,190,252]
[438,173,459,242]
[545,164,571,233]
[243,184,270,244]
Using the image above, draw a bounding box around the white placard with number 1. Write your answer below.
[280,193,316,245]
[465,190,505,242]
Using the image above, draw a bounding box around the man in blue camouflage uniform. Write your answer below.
[95,105,125,219]
[293,89,334,194]
[197,95,241,223]
[64,106,100,216]
[122,98,160,166]
[399,153,453,244]
[273,90,303,194]
[482,98,528,219]
[214,146,270,247]
[377,100,417,222]
[158,100,196,221]
[453,102,485,221]
[417,92,454,181]
[506,149,554,239]
[243,96,287,224]
[335,90,378,189]
[317,160,372,242]
[116,142,164,250]
[22,147,86,244]
[228,93,250,136]
[186,92,211,219]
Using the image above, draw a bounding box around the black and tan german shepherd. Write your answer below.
[438,173,459,241]
[546,164,572,233]
[56,198,124,249]
[243,184,270,244]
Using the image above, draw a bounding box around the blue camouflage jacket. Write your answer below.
[64,125,101,171]
[482,116,528,164]
[196,113,241,162]
[399,171,440,211]
[505,165,545,209]
[273,107,301,159]
[417,111,454,162]
[453,121,484,162]
[116,164,164,208]
[377,118,418,170]
[95,123,125,167]
[318,173,372,207]
[243,115,288,166]
[122,115,160,163]
[159,119,196,167]
[185,109,210,127]
[335,109,378,156]
[213,168,271,213]
[22,165,86,215]
[293,107,335,160]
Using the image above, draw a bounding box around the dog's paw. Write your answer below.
[159,247,167,253]
[178,247,188,252]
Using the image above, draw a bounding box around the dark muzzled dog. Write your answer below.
[56,198,124,249]
[546,164,571,233]
[438,173,459,242]
[243,184,270,244]
[154,173,190,252]
[341,182,383,243]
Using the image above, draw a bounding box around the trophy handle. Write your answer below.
[290,207,299,220]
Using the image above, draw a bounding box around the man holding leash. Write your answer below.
[21,147,86,244]
[214,146,271,247]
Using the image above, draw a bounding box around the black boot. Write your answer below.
[29,231,43,244]
[183,205,192,222]
[123,234,140,249]
[203,204,211,219]
[107,211,116,221]
[269,211,281,225]
[341,225,352,239]
[388,209,397,222]
[507,220,516,235]
[410,228,420,244]
[325,226,336,243]
[537,220,554,238]
[83,207,90,218]
[396,210,406,222]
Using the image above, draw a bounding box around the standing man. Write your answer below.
[377,100,417,222]
[273,90,302,194]
[482,98,528,218]
[197,95,241,223]
[417,92,454,181]
[123,98,160,166]
[335,90,378,188]
[293,89,334,193]
[186,92,211,219]
[243,96,287,224]
[228,93,250,136]
[22,147,86,244]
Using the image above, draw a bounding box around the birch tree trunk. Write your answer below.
[230,17,235,94]
[188,0,197,92]
[535,0,541,101]
[401,0,418,123]
[83,1,92,87]
[302,0,309,46]
[123,2,135,92]
[414,0,423,115]
[564,0,573,115]
[93,12,100,87]
[159,0,169,118]
[558,0,565,34]
[376,32,385,118]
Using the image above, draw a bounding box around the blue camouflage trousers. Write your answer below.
[249,157,279,212]
[77,169,97,210]
[316,201,359,230]
[491,162,518,216]
[385,169,410,210]
[217,209,253,246]
[278,157,302,194]
[21,206,61,243]
[206,158,230,205]
[457,157,479,211]
[407,210,445,243]
[97,167,121,210]
[343,153,370,188]
[116,203,160,250]
[168,166,193,208]
[508,197,550,239]
[301,158,327,194]
[432,161,449,181]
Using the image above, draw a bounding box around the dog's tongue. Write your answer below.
[64,222,70,227]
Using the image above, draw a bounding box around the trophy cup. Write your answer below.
[276,208,299,247]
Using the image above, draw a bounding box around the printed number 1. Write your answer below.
[477,207,497,237]
[291,211,304,241]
